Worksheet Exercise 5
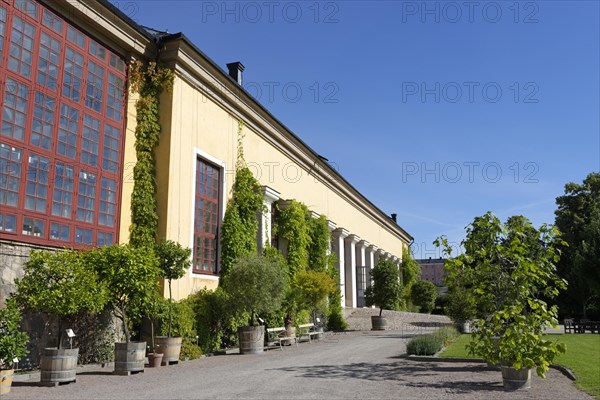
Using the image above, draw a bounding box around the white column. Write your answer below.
[332,228,348,308]
[366,245,377,287]
[345,234,360,308]
[257,186,280,253]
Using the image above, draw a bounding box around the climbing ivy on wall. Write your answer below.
[307,215,330,272]
[219,121,265,283]
[275,200,311,278]
[128,60,174,248]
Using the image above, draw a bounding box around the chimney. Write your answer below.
[226,62,245,85]
[390,213,397,223]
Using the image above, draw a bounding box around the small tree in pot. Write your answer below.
[0,298,29,394]
[436,213,567,390]
[224,254,287,354]
[365,259,403,330]
[153,240,191,365]
[89,244,159,375]
[15,250,107,385]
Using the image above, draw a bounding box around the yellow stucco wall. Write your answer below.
[156,75,408,301]
[118,88,138,244]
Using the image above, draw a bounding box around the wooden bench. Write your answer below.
[266,327,297,350]
[297,323,321,343]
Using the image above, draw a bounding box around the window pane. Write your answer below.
[106,73,124,122]
[42,8,63,34]
[76,170,96,223]
[81,114,100,166]
[102,124,120,172]
[57,103,78,159]
[52,162,74,218]
[0,7,7,59]
[37,32,61,91]
[75,227,93,244]
[0,143,22,207]
[85,61,104,112]
[63,47,84,102]
[15,0,38,19]
[8,16,35,78]
[2,79,29,141]
[99,177,116,227]
[25,153,50,212]
[31,92,55,150]
[50,222,70,241]
[22,216,44,237]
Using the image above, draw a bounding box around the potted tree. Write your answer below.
[15,250,107,386]
[153,240,191,365]
[144,292,168,367]
[224,254,287,354]
[90,244,159,375]
[436,213,567,390]
[365,259,403,330]
[0,298,29,394]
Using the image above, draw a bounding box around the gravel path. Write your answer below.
[7,330,592,400]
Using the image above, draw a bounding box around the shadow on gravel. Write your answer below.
[11,381,40,387]
[76,371,114,376]
[270,360,505,394]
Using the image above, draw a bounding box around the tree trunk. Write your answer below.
[379,308,383,317]
[168,279,173,337]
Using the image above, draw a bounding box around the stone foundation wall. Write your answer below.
[0,240,57,307]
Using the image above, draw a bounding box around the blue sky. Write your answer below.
[116,1,599,258]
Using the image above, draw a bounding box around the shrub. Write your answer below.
[326,307,348,331]
[0,298,29,369]
[179,337,201,360]
[406,334,443,356]
[411,280,438,314]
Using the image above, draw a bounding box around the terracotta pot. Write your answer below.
[147,353,163,368]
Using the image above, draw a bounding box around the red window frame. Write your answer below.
[193,158,221,274]
[0,0,126,249]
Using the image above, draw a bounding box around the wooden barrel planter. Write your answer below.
[501,366,532,390]
[154,336,182,365]
[0,369,14,394]
[238,326,264,355]
[114,341,146,375]
[371,316,388,330]
[40,347,78,386]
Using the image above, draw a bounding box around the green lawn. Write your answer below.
[439,334,600,398]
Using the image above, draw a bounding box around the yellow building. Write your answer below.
[0,0,412,308]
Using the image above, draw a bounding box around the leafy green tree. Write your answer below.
[295,269,336,324]
[0,298,29,369]
[555,172,600,317]
[224,254,287,326]
[90,244,160,342]
[411,280,438,313]
[15,250,108,348]
[365,259,402,316]
[154,240,191,337]
[436,212,567,377]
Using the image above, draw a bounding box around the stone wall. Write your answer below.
[0,240,57,308]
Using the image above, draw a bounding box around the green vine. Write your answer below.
[219,121,264,283]
[128,60,174,248]
[307,215,330,272]
[275,200,311,278]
